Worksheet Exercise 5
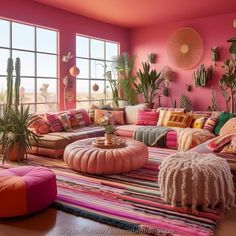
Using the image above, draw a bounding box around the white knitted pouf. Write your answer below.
[158,152,235,212]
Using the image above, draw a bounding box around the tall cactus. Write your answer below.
[6,58,14,109]
[15,57,21,110]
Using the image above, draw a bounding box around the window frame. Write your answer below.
[0,18,59,113]
[76,34,119,108]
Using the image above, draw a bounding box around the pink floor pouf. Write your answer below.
[0,166,57,218]
[64,138,149,175]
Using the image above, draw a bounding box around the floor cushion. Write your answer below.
[0,166,57,218]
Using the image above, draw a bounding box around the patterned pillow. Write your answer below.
[68,110,85,128]
[203,116,218,132]
[94,109,125,125]
[136,110,158,125]
[31,117,50,134]
[69,109,90,126]
[208,133,236,151]
[220,143,236,154]
[45,113,63,132]
[58,114,72,131]
[157,110,183,126]
[191,116,206,129]
[166,112,193,128]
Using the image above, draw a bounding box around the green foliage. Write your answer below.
[6,58,13,109]
[105,71,119,107]
[113,53,137,105]
[0,104,39,164]
[227,37,236,56]
[104,124,117,134]
[179,94,192,112]
[134,62,163,103]
[14,57,21,110]
[219,59,236,113]
[193,64,212,87]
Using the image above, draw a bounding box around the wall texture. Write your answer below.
[0,0,129,110]
[129,12,236,111]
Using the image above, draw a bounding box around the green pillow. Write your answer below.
[214,112,236,135]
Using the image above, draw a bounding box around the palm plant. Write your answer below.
[134,62,163,105]
[0,104,39,164]
[179,94,192,112]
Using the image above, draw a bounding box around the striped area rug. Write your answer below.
[0,147,224,236]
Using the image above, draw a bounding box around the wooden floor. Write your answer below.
[0,206,236,236]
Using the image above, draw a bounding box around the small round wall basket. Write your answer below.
[167,27,203,70]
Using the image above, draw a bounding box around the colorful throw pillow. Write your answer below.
[203,116,218,133]
[69,108,90,126]
[30,117,50,134]
[69,110,86,128]
[58,114,72,131]
[166,112,193,128]
[157,110,184,126]
[220,142,236,154]
[219,117,236,136]
[191,116,206,129]
[213,112,236,135]
[45,113,63,132]
[94,109,125,125]
[136,110,158,125]
[125,104,146,124]
[89,104,112,123]
[208,133,236,151]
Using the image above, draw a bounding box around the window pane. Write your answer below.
[91,80,105,100]
[91,39,104,59]
[106,42,118,61]
[37,103,57,113]
[37,28,57,53]
[12,22,34,50]
[0,19,10,47]
[12,50,35,76]
[76,79,89,101]
[76,36,89,58]
[0,76,7,104]
[23,104,35,114]
[77,58,89,79]
[0,49,10,75]
[106,80,113,99]
[20,78,35,103]
[37,54,57,77]
[76,101,90,110]
[91,60,105,79]
[37,79,57,103]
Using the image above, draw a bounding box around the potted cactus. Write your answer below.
[193,64,212,87]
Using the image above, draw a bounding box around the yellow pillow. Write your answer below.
[191,117,206,129]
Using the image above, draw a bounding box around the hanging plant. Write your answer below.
[193,64,212,87]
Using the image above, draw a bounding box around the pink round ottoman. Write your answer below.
[64,138,149,175]
[0,166,57,218]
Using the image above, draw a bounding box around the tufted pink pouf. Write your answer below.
[64,138,149,175]
[0,166,57,218]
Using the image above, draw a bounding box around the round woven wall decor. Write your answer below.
[167,27,203,70]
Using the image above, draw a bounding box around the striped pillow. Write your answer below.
[203,116,217,132]
[208,133,236,151]
[58,114,72,131]
[69,110,86,128]
[136,110,158,125]
[45,113,63,132]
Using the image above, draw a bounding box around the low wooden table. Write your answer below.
[63,138,149,175]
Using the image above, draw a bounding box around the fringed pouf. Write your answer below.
[158,152,235,212]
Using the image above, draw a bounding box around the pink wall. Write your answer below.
[0,0,129,110]
[129,12,236,111]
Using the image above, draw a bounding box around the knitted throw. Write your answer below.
[158,152,235,212]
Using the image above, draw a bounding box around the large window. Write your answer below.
[0,19,58,113]
[76,35,119,109]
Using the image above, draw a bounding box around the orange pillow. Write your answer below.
[31,118,50,134]
[94,109,125,125]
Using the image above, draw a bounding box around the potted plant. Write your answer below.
[219,58,236,113]
[0,104,39,164]
[134,62,163,108]
[104,124,117,144]
[113,53,137,106]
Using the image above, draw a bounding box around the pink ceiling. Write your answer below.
[34,0,236,28]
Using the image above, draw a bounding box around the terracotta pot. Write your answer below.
[105,133,115,145]
[7,143,26,161]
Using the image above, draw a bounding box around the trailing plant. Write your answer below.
[219,59,236,113]
[179,94,192,112]
[193,64,212,87]
[113,53,137,105]
[134,62,163,104]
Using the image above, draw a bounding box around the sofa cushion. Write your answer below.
[45,113,63,132]
[219,117,236,136]
[30,116,50,134]
[94,109,125,125]
[191,116,206,129]
[125,104,146,124]
[69,108,90,126]
[203,116,218,132]
[58,113,72,131]
[136,110,158,125]
[214,112,236,135]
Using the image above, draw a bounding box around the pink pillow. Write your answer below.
[136,110,158,125]
[208,133,236,151]
[45,113,63,132]
[69,109,90,126]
